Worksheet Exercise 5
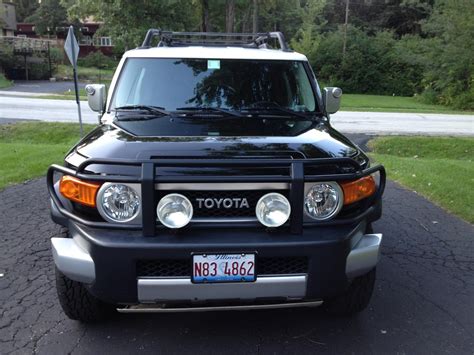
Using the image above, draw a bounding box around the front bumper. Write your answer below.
[52,220,382,305]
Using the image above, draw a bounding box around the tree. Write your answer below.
[252,0,258,32]
[10,0,39,22]
[313,27,423,96]
[258,0,302,39]
[26,0,67,35]
[201,0,210,32]
[225,0,236,32]
[323,0,433,37]
[421,0,474,109]
[66,0,200,51]
[290,0,327,64]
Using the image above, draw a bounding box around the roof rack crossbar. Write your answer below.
[139,29,291,51]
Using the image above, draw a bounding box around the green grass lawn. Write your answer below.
[369,136,474,223]
[54,64,114,82]
[342,94,473,114]
[312,82,469,113]
[0,73,12,89]
[0,122,95,190]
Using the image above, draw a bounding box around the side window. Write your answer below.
[294,64,315,111]
[80,36,92,46]
[114,61,143,107]
[94,37,112,47]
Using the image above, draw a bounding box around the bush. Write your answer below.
[419,0,474,110]
[77,51,117,70]
[0,42,15,72]
[312,27,423,96]
[28,61,50,80]
[419,87,438,105]
[0,73,12,89]
[49,47,65,66]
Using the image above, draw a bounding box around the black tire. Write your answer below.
[54,228,116,322]
[55,267,117,322]
[323,268,376,316]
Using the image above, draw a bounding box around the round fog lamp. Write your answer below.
[256,193,291,227]
[157,193,193,228]
[304,182,343,221]
[97,183,141,223]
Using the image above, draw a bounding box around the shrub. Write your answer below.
[420,0,474,110]
[0,73,12,89]
[0,42,15,71]
[419,87,438,105]
[77,51,117,69]
[49,47,65,66]
[312,27,423,96]
[28,61,51,80]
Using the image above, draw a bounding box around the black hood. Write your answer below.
[69,122,364,163]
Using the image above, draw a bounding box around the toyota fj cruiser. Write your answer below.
[48,30,385,322]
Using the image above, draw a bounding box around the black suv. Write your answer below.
[48,30,385,322]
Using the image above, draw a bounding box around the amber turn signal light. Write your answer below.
[59,175,101,207]
[341,176,376,205]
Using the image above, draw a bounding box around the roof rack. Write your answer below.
[139,29,292,52]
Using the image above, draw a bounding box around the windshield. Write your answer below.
[110,58,318,113]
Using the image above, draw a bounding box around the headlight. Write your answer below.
[157,193,193,229]
[255,192,291,227]
[97,183,141,223]
[304,182,343,221]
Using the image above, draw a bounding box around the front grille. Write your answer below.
[258,257,308,275]
[137,257,308,277]
[156,190,288,219]
[137,259,189,277]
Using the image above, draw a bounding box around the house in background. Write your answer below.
[15,21,114,57]
[15,23,37,38]
[78,22,114,56]
[0,1,16,36]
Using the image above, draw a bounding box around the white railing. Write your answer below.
[0,36,57,52]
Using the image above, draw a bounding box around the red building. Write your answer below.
[14,22,114,57]
[15,23,37,38]
[78,23,114,57]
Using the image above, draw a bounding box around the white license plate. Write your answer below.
[192,253,256,283]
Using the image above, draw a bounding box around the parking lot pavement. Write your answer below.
[0,177,473,354]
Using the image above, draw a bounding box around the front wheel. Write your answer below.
[55,268,117,322]
[323,268,376,316]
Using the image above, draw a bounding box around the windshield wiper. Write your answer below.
[114,105,170,116]
[241,106,310,120]
[113,105,171,121]
[175,106,243,117]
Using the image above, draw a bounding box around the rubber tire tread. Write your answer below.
[324,268,376,316]
[54,227,116,322]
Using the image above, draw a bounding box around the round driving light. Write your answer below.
[97,183,141,223]
[304,182,343,221]
[157,193,193,229]
[255,193,291,227]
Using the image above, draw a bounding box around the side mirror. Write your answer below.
[85,84,106,113]
[323,87,342,114]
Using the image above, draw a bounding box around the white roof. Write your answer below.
[123,46,308,61]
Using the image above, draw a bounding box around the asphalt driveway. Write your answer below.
[0,80,87,94]
[0,174,473,354]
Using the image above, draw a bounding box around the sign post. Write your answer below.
[64,26,83,136]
